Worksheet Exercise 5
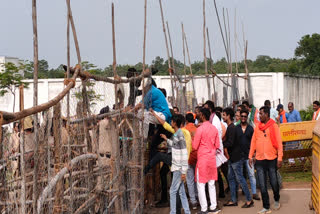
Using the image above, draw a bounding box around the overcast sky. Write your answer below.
[1,0,319,69]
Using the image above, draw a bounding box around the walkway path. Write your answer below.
[145,183,314,214]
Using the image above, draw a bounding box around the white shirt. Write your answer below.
[211,115,227,167]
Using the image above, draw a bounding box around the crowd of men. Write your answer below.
[5,71,320,214]
[135,77,320,214]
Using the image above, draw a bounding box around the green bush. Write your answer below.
[300,104,315,121]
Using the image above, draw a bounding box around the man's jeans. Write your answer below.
[245,159,257,195]
[256,159,280,209]
[186,165,198,204]
[170,171,191,214]
[228,159,252,202]
[144,153,172,202]
[144,152,172,174]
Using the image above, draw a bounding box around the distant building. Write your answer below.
[0,56,24,76]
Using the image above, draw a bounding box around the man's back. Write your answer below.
[144,85,171,122]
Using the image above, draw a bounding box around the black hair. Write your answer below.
[237,104,245,111]
[240,109,249,116]
[215,106,223,113]
[259,106,270,117]
[204,100,215,113]
[180,114,186,126]
[223,107,235,120]
[173,106,179,112]
[242,100,250,107]
[159,88,167,98]
[216,111,222,120]
[99,106,110,115]
[13,122,20,129]
[314,101,320,106]
[264,100,271,106]
[172,114,183,128]
[185,113,195,123]
[200,108,211,121]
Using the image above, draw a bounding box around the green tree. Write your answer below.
[295,33,320,74]
[73,62,103,108]
[0,62,29,111]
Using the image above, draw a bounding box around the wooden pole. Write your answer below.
[140,0,147,211]
[181,23,187,112]
[206,28,216,102]
[32,0,40,212]
[166,21,178,107]
[65,1,94,213]
[203,0,211,100]
[234,8,238,74]
[213,0,229,62]
[158,0,175,105]
[226,8,232,75]
[66,6,74,213]
[111,3,123,213]
[53,103,63,214]
[19,85,26,214]
[183,28,197,105]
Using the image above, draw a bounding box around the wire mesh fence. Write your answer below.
[0,77,145,214]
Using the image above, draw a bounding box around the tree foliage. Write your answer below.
[0,62,28,96]
[295,33,320,75]
[18,33,320,79]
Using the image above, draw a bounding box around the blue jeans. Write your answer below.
[256,159,280,209]
[228,160,252,203]
[245,159,257,195]
[186,165,198,204]
[170,171,191,214]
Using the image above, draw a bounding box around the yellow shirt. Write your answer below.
[163,122,192,157]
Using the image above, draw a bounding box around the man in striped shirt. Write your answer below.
[160,114,190,214]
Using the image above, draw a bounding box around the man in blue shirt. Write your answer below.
[287,102,301,123]
[133,77,172,139]
[286,102,302,161]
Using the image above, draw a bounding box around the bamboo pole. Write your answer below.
[53,103,63,214]
[206,28,216,102]
[32,0,40,212]
[234,8,238,74]
[139,0,147,211]
[181,23,188,112]
[166,21,179,107]
[213,0,229,63]
[182,28,197,106]
[66,6,74,213]
[203,0,211,100]
[158,0,175,105]
[226,8,232,75]
[65,1,94,213]
[19,85,26,214]
[37,154,98,214]
[111,4,123,213]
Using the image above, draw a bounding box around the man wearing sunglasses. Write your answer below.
[249,106,283,214]
[236,110,260,201]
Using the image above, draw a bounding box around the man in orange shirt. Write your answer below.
[313,101,320,120]
[249,106,283,214]
[184,113,198,209]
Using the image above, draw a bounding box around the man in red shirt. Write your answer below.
[249,106,283,214]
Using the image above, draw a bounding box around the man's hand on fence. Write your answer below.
[277,160,282,168]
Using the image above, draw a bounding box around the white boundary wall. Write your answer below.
[0,72,319,117]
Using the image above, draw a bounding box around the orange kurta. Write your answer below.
[249,123,283,161]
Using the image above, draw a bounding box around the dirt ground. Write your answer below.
[144,182,315,214]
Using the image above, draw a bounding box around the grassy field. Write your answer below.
[281,170,312,183]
